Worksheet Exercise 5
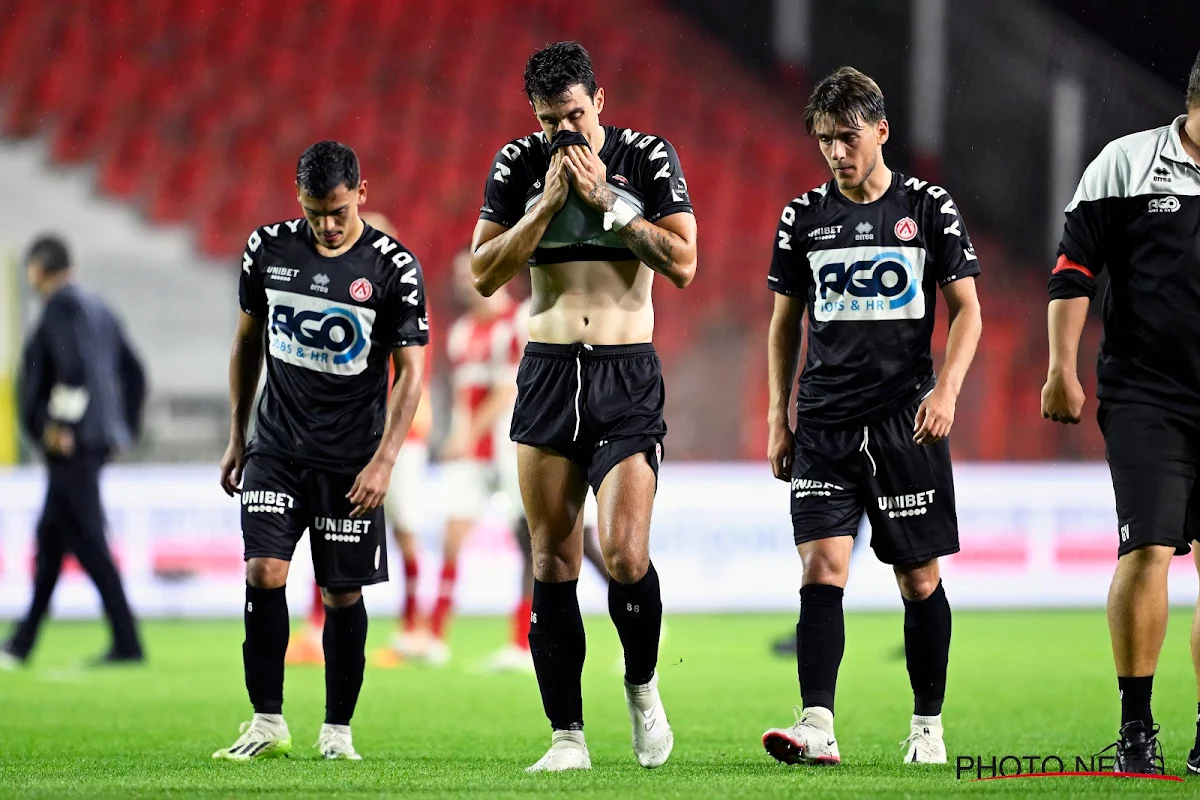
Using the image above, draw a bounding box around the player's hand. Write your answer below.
[563,145,615,212]
[1041,370,1086,424]
[914,385,956,445]
[767,421,794,482]
[219,437,246,497]
[347,456,392,519]
[538,151,571,214]
[43,423,75,458]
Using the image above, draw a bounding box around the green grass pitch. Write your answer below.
[2,610,1198,798]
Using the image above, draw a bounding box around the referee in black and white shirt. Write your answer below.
[1043,50,1200,776]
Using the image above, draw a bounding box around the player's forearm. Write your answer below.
[228,337,263,441]
[1047,297,1090,378]
[473,205,555,297]
[767,311,802,427]
[615,217,696,289]
[374,357,424,465]
[939,297,983,396]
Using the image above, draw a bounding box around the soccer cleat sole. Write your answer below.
[212,737,293,761]
[762,730,840,766]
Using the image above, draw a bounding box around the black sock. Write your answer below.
[243,585,289,715]
[323,597,368,726]
[903,580,952,717]
[1193,703,1200,752]
[529,579,586,731]
[608,562,663,686]
[1118,675,1153,728]
[797,584,845,714]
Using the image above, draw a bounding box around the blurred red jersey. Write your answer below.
[447,300,523,462]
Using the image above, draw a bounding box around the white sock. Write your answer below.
[802,706,835,734]
[912,714,942,730]
[551,729,586,746]
[321,723,351,736]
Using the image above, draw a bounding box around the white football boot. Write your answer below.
[625,671,674,768]
[526,730,592,773]
[212,714,293,761]
[316,723,362,760]
[902,715,947,764]
[480,644,536,674]
[762,706,841,766]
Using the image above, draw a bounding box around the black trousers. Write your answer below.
[7,452,142,659]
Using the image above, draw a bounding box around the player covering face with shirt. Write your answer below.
[470,41,697,772]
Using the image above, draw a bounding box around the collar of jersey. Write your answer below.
[830,170,900,208]
[1161,115,1196,168]
[302,222,373,261]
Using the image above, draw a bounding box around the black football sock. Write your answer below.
[608,562,663,686]
[528,579,586,731]
[797,583,845,714]
[323,596,368,726]
[1192,703,1200,752]
[243,585,289,715]
[1118,675,1153,729]
[903,580,952,716]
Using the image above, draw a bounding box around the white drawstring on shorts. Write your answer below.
[572,344,592,442]
[860,425,877,476]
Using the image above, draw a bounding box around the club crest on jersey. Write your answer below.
[806,246,927,322]
[894,217,918,241]
[349,278,373,302]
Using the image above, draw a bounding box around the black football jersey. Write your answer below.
[768,173,981,427]
[479,125,693,264]
[238,220,429,471]
[1049,117,1200,416]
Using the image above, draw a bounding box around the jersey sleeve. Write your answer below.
[636,136,693,222]
[1049,140,1128,301]
[925,188,981,286]
[767,200,811,298]
[237,228,268,317]
[382,251,430,348]
[478,143,528,228]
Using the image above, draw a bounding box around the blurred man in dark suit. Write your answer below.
[2,235,146,667]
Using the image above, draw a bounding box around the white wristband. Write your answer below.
[604,197,638,232]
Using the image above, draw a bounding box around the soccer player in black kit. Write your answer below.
[761,67,982,766]
[471,42,697,772]
[213,141,428,761]
[1042,51,1200,775]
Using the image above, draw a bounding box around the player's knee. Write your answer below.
[604,548,648,584]
[1117,544,1175,575]
[245,558,288,589]
[799,550,849,587]
[532,549,577,582]
[895,564,940,602]
[321,588,362,607]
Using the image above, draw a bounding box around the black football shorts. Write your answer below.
[240,453,388,589]
[1100,401,1200,557]
[510,342,665,494]
[790,398,959,566]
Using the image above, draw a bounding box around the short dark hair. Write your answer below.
[804,66,886,135]
[296,141,360,198]
[1188,48,1200,110]
[25,234,71,274]
[524,41,598,105]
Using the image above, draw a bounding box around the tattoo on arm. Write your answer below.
[617,217,674,273]
[588,183,616,211]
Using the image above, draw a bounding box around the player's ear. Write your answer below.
[593,87,604,116]
[877,118,890,146]
[357,180,368,205]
